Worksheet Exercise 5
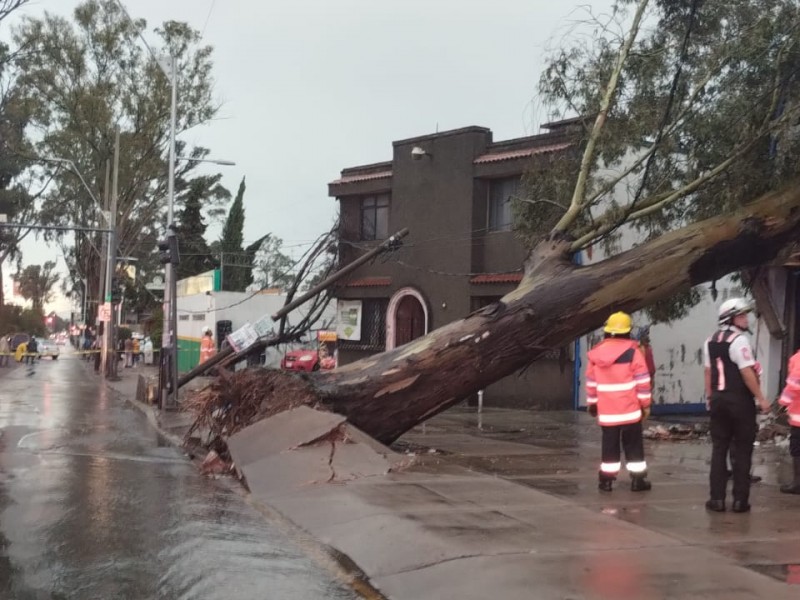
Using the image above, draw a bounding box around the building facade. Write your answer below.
[328,123,579,409]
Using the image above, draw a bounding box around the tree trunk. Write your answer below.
[209,185,800,445]
[316,186,800,443]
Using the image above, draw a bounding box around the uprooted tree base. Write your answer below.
[184,185,800,448]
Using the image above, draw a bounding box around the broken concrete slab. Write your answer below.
[244,445,335,497]
[227,405,346,469]
[228,405,401,501]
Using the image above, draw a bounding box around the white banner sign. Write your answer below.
[336,300,362,341]
[226,322,259,352]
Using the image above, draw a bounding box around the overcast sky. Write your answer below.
[11,0,617,315]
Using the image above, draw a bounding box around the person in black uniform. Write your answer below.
[704,298,771,513]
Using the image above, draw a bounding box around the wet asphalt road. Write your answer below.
[0,351,361,600]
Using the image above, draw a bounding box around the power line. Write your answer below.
[200,0,216,39]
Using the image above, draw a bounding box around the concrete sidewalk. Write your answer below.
[105,365,800,600]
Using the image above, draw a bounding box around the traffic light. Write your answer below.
[157,235,180,265]
[111,277,123,304]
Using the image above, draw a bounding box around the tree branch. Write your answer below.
[553,0,650,233]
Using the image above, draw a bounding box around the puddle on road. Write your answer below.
[16,429,70,451]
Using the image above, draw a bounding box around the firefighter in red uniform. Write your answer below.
[586,312,653,492]
[704,298,770,513]
[779,347,800,494]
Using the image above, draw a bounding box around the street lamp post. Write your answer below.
[158,54,236,408]
[46,155,117,376]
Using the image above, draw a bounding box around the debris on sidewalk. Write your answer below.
[643,415,789,444]
[182,368,318,445]
[200,449,232,476]
[643,422,709,441]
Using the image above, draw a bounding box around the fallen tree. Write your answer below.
[187,0,800,445]
[189,185,800,444]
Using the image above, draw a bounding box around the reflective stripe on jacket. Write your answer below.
[779,350,800,427]
[586,338,651,426]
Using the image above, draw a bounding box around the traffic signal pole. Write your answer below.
[102,130,119,379]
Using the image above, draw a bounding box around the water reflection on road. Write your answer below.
[0,353,360,599]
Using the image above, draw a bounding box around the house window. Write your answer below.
[360,194,390,240]
[339,298,388,350]
[488,176,520,232]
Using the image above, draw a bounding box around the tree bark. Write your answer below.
[213,185,800,445]
[317,186,800,443]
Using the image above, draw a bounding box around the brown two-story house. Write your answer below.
[328,121,580,409]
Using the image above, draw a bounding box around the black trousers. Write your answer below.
[790,426,800,458]
[600,421,645,479]
[709,393,757,503]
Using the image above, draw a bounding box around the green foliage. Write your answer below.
[148,304,163,349]
[15,261,59,311]
[249,233,294,291]
[0,304,45,337]
[220,177,247,291]
[538,0,800,239]
[117,326,132,342]
[11,0,225,315]
[528,0,800,321]
[176,175,229,280]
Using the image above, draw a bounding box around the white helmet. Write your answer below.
[718,297,752,325]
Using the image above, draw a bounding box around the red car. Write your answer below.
[281,349,321,372]
[281,349,336,372]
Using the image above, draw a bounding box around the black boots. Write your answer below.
[598,475,614,492]
[705,499,726,512]
[780,457,800,494]
[631,474,652,492]
[598,473,652,492]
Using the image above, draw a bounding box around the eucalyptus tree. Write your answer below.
[15,261,59,312]
[12,0,228,317]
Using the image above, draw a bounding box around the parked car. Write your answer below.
[281,349,321,372]
[34,337,59,360]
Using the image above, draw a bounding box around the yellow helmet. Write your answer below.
[603,311,632,335]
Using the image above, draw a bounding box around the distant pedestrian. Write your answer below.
[143,337,154,365]
[704,298,771,513]
[199,327,216,364]
[779,348,800,494]
[586,311,653,493]
[124,338,133,368]
[0,335,9,367]
[133,337,141,365]
[25,335,38,365]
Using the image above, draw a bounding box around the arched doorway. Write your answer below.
[395,296,425,347]
[386,288,429,350]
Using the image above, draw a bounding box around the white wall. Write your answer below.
[577,153,785,409]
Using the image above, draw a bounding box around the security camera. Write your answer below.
[411,146,428,160]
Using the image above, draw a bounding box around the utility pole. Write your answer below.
[160,54,179,409]
[103,131,119,379]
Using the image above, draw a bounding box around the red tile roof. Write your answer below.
[474,142,572,164]
[470,273,523,284]
[330,171,393,185]
[343,276,392,287]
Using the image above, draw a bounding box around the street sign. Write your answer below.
[98,302,112,322]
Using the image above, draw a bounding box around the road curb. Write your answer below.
[103,373,387,600]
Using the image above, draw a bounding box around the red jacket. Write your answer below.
[779,350,800,427]
[586,338,652,426]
